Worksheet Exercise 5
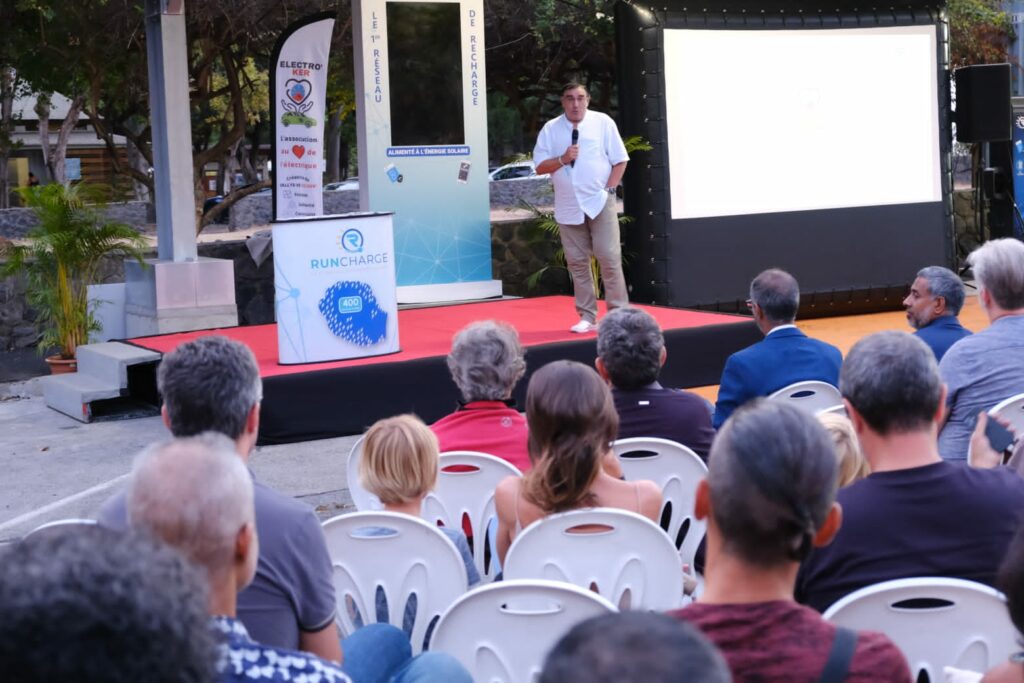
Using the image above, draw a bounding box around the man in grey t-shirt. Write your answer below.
[98,336,341,662]
[938,239,1024,460]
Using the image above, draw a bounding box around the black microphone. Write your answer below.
[570,128,578,167]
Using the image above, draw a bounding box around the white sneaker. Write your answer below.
[569,319,597,333]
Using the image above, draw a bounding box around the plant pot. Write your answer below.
[45,354,77,375]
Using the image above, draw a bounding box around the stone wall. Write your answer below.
[491,219,570,298]
[0,201,149,239]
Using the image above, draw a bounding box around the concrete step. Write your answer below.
[76,342,161,390]
[42,372,123,423]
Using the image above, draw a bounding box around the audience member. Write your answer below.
[596,306,714,459]
[128,434,469,683]
[0,526,217,683]
[98,336,341,661]
[672,400,911,682]
[817,412,870,487]
[940,239,1024,460]
[714,268,842,428]
[361,414,480,586]
[903,265,971,361]
[540,612,730,683]
[431,320,530,471]
[797,332,1024,612]
[981,524,1024,683]
[495,360,662,564]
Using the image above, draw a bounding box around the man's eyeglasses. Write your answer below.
[562,96,589,103]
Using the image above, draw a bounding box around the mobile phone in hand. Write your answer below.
[984,416,1016,455]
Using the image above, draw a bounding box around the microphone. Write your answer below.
[570,128,578,168]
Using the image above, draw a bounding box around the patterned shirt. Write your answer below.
[212,616,350,683]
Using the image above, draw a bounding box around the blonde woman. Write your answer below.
[360,415,480,586]
[816,412,870,487]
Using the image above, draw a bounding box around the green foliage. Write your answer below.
[948,0,1013,66]
[1,183,147,358]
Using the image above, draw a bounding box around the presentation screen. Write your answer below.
[387,2,464,146]
[663,25,941,220]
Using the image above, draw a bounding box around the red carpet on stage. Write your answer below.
[128,296,758,444]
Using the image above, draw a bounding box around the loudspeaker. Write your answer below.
[955,64,1012,143]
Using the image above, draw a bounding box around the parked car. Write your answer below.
[489,161,548,182]
[325,177,359,191]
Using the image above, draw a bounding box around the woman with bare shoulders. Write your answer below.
[494,360,663,565]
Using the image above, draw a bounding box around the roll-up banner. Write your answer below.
[270,13,336,221]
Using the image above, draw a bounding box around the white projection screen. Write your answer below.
[664,25,941,220]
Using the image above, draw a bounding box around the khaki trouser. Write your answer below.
[557,193,629,323]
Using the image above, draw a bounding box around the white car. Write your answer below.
[324,178,359,191]
[489,161,548,182]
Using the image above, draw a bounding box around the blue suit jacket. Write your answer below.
[914,315,971,361]
[713,327,843,428]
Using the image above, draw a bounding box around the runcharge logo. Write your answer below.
[341,228,364,253]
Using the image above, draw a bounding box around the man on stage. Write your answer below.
[534,82,630,333]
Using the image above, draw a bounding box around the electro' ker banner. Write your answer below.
[271,13,335,221]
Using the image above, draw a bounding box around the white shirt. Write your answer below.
[766,324,799,336]
[533,111,629,224]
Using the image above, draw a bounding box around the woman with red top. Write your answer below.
[430,320,530,472]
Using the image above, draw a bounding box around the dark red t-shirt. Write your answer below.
[670,600,911,683]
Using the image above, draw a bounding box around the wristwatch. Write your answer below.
[605,186,617,194]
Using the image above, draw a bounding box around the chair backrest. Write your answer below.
[823,577,1019,681]
[345,436,384,511]
[422,451,522,582]
[990,393,1024,440]
[817,403,848,417]
[24,518,97,540]
[321,511,468,653]
[503,508,684,610]
[769,380,843,415]
[611,437,707,567]
[430,579,617,683]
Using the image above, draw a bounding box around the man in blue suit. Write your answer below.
[713,269,842,429]
[903,266,971,361]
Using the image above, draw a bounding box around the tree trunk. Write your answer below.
[0,67,16,209]
[325,108,342,182]
[42,93,84,186]
[35,93,52,179]
[125,134,151,202]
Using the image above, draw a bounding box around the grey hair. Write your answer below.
[127,433,254,574]
[840,331,942,435]
[750,269,800,324]
[969,238,1024,311]
[708,400,837,567]
[157,335,262,441]
[917,266,966,315]
[446,320,526,402]
[596,307,663,389]
[0,527,216,682]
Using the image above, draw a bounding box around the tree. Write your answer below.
[948,0,1012,67]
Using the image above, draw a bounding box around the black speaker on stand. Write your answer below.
[954,64,1014,249]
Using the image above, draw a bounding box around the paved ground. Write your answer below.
[0,378,358,545]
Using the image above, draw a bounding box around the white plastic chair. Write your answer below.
[422,451,523,581]
[345,436,384,511]
[503,508,685,610]
[769,380,843,415]
[823,577,1019,681]
[990,393,1024,440]
[321,511,468,653]
[429,579,617,683]
[817,403,848,417]
[611,437,707,567]
[24,518,97,540]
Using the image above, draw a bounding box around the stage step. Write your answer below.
[43,342,162,423]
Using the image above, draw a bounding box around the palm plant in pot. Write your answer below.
[0,183,147,373]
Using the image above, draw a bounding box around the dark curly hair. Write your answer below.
[0,526,217,682]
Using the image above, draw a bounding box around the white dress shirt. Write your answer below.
[533,111,629,224]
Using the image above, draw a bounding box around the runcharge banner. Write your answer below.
[271,13,335,221]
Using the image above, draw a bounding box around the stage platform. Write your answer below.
[128,296,758,444]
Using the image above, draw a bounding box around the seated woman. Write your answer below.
[431,320,530,472]
[494,360,663,565]
[360,414,481,587]
[816,412,870,487]
[982,524,1024,682]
